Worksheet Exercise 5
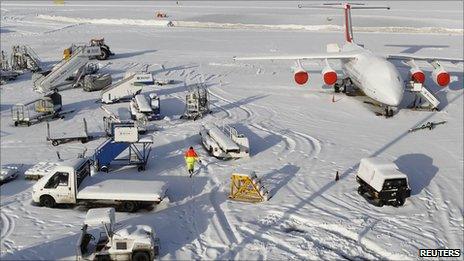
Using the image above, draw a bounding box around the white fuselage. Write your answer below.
[340,43,404,106]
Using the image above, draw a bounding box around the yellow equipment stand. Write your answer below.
[229,173,268,203]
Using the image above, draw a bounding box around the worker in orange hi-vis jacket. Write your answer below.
[185,146,201,177]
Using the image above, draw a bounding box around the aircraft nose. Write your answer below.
[385,92,402,106]
[373,80,403,106]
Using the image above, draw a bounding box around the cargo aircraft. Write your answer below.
[234,3,463,116]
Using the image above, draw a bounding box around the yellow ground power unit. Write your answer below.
[229,172,269,203]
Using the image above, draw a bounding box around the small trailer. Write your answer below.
[199,123,250,159]
[76,208,159,261]
[129,93,161,120]
[11,92,71,126]
[356,157,411,207]
[47,118,92,146]
[32,158,167,212]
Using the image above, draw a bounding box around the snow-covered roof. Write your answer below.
[357,157,407,192]
[77,174,167,201]
[85,208,115,226]
[134,94,152,113]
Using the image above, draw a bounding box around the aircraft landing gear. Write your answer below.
[385,106,394,118]
[334,77,353,93]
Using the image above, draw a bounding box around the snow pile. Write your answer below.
[37,14,172,27]
[36,14,464,35]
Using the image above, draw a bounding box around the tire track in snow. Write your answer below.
[1,211,16,253]
[208,88,297,160]
[0,211,14,239]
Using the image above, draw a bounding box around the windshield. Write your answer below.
[383,178,407,190]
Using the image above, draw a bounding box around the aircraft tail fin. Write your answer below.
[298,3,390,43]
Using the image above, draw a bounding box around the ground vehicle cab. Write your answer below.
[77,208,159,261]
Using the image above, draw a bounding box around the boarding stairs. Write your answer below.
[94,123,152,172]
[33,45,101,93]
[406,81,440,110]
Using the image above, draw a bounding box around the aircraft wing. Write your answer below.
[233,52,358,61]
[387,54,464,63]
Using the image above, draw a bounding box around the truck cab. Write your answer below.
[356,157,411,207]
[77,208,159,261]
[32,158,90,207]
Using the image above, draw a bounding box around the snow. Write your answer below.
[357,157,407,192]
[47,118,88,140]
[77,174,166,202]
[115,224,153,245]
[1,1,463,260]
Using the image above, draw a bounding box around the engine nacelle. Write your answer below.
[432,67,450,87]
[294,69,309,85]
[321,66,337,85]
[409,68,425,84]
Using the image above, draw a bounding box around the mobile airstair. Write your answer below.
[94,123,153,172]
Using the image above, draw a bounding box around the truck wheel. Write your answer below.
[396,197,405,207]
[132,251,150,261]
[80,138,88,143]
[52,140,59,146]
[122,201,138,212]
[357,186,365,195]
[101,166,109,173]
[97,47,110,60]
[137,165,145,171]
[40,195,56,208]
[14,122,18,127]
[376,200,384,207]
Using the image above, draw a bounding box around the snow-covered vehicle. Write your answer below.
[64,38,114,61]
[77,208,159,261]
[199,123,250,159]
[31,158,167,212]
[356,157,411,207]
[129,93,160,121]
[0,165,20,184]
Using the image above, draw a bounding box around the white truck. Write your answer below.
[199,123,250,159]
[32,158,167,212]
[77,208,159,261]
[356,157,411,207]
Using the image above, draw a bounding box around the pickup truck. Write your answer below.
[32,158,167,212]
